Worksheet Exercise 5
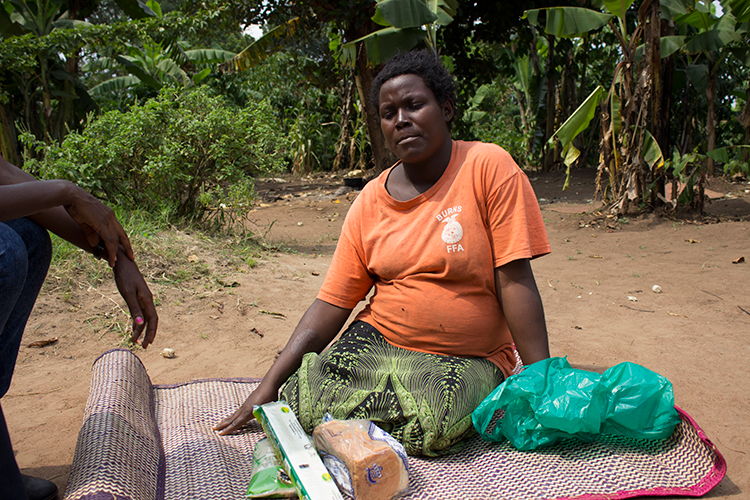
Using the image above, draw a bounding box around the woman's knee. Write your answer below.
[3,218,51,277]
[0,223,30,292]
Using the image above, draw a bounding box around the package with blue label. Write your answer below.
[312,416,410,500]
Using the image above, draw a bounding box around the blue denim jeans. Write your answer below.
[0,218,52,500]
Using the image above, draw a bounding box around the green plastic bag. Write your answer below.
[471,357,681,451]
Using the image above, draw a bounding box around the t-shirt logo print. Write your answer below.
[441,214,463,244]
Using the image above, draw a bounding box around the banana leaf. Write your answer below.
[551,85,607,167]
[432,0,459,26]
[660,0,691,20]
[145,0,162,17]
[642,129,665,169]
[525,7,614,38]
[686,64,709,94]
[728,0,750,22]
[113,0,156,19]
[220,17,301,73]
[372,0,438,28]
[114,55,162,89]
[89,75,142,95]
[156,58,190,87]
[192,68,211,84]
[514,55,533,107]
[602,0,635,18]
[707,145,750,162]
[342,26,426,66]
[684,15,741,53]
[635,36,686,63]
[674,9,716,30]
[611,91,622,137]
[185,49,237,64]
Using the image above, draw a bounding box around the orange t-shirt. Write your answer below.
[317,141,550,376]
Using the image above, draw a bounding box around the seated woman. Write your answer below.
[214,50,551,456]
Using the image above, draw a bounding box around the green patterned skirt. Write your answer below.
[280,321,505,456]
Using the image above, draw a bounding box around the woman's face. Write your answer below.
[378,74,454,169]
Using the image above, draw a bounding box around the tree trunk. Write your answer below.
[530,31,541,78]
[332,76,355,172]
[658,18,675,154]
[706,54,717,175]
[0,104,20,166]
[595,102,614,200]
[578,37,588,104]
[679,78,691,155]
[736,86,750,162]
[644,0,664,207]
[348,31,397,174]
[544,34,556,171]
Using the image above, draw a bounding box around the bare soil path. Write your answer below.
[5,169,750,498]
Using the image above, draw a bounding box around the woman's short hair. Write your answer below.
[370,49,457,112]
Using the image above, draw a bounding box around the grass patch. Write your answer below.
[43,206,267,296]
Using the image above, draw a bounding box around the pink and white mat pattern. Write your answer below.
[63,349,726,500]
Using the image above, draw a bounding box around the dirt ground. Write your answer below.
[4,168,750,499]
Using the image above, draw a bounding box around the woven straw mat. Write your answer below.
[63,349,725,500]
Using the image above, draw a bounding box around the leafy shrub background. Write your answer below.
[22,86,288,225]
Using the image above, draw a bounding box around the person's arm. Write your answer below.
[214,299,352,434]
[0,156,134,266]
[495,258,550,365]
[1,156,156,345]
[112,246,158,348]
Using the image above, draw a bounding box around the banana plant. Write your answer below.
[339,0,459,65]
[674,1,745,174]
[86,41,236,95]
[632,0,748,174]
[0,0,99,163]
[525,0,669,212]
[219,3,451,74]
[0,0,176,162]
[218,0,459,175]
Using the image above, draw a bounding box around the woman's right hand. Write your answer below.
[213,383,278,435]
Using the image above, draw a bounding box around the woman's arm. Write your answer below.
[495,258,550,366]
[1,156,156,345]
[0,156,133,266]
[214,299,352,434]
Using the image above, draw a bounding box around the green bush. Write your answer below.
[22,86,288,224]
[458,80,529,167]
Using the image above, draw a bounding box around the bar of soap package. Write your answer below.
[253,402,344,500]
[312,416,410,500]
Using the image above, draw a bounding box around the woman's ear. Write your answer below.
[443,99,455,123]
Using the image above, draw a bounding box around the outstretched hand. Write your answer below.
[113,252,158,348]
[213,383,278,435]
[64,183,135,267]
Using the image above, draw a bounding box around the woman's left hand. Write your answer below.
[113,251,158,348]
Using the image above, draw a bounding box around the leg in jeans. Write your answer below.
[0,218,52,500]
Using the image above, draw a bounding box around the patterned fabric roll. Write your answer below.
[281,321,505,457]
